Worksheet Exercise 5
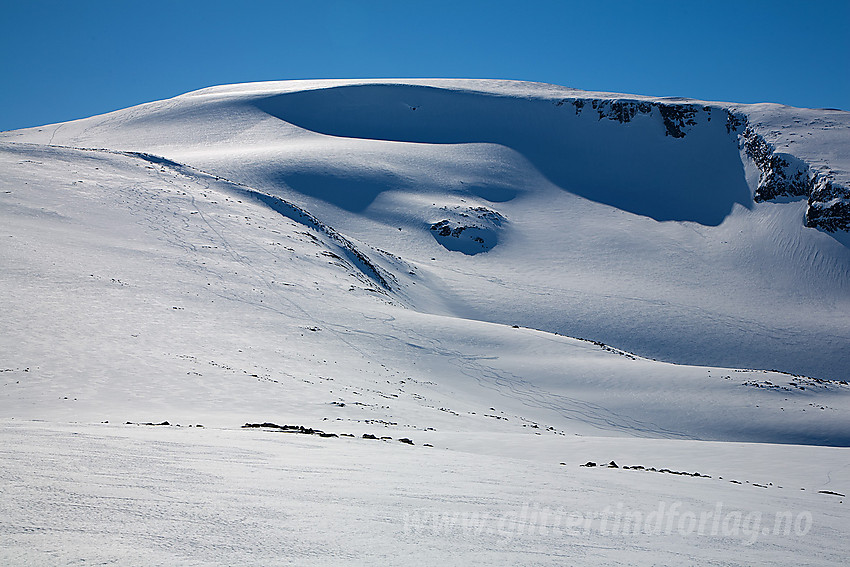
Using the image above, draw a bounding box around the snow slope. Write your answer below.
[4,79,848,381]
[3,421,849,566]
[1,79,849,565]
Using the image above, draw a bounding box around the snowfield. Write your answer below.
[1,79,848,565]
[2,422,849,566]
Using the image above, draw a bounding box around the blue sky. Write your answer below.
[2,0,848,132]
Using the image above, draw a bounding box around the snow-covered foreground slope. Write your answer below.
[2,421,849,566]
[1,79,849,564]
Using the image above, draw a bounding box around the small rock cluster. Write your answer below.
[243,422,416,445]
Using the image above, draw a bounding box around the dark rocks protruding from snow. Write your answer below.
[740,122,850,232]
[726,111,746,135]
[398,437,414,445]
[243,422,289,430]
[430,206,506,254]
[242,422,337,437]
[596,100,653,124]
[585,460,713,479]
[806,178,850,232]
[561,97,850,233]
[743,126,812,201]
[656,104,703,138]
[563,97,707,138]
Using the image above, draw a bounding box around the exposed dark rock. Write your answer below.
[430,220,454,237]
[743,127,811,201]
[807,178,850,232]
[571,99,584,115]
[243,422,286,429]
[656,104,699,138]
[740,123,850,232]
[593,100,654,123]
[565,97,704,138]
[362,433,378,439]
[726,111,746,134]
[242,422,336,437]
[429,206,506,254]
[580,461,597,467]
[398,437,414,445]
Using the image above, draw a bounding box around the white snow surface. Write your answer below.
[1,79,849,565]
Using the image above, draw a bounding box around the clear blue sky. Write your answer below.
[2,0,848,132]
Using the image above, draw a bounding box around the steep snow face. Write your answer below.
[2,79,849,384]
[251,84,751,226]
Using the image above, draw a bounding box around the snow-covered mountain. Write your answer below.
[1,80,849,565]
[4,79,848,383]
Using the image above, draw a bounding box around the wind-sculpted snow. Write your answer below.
[253,84,752,226]
[128,150,398,290]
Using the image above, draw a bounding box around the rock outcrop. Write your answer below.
[558,96,850,233]
[429,206,506,255]
[560,97,711,138]
[739,121,850,232]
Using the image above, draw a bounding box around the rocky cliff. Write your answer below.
[563,95,849,232]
